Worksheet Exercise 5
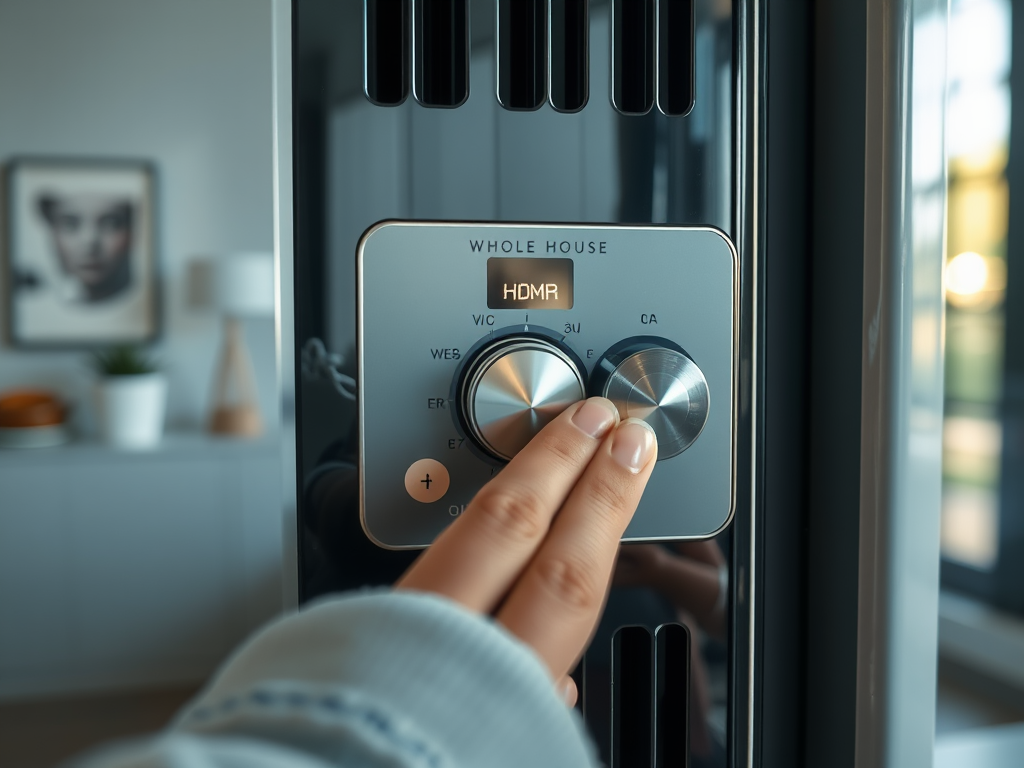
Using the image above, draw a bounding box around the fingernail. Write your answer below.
[571,397,619,439]
[611,419,657,473]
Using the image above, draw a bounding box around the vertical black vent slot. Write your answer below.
[612,0,654,115]
[657,0,695,116]
[497,0,546,110]
[413,0,469,108]
[549,0,588,112]
[655,623,690,767]
[612,625,654,767]
[365,0,410,106]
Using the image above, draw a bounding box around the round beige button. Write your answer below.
[404,458,450,503]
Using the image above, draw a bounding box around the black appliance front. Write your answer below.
[290,2,759,765]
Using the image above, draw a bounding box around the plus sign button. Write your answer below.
[404,458,450,503]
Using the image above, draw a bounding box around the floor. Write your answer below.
[1,671,1023,767]
[0,686,199,768]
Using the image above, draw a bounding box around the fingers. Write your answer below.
[497,419,657,678]
[397,397,620,613]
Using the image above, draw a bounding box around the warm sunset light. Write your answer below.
[946,251,989,296]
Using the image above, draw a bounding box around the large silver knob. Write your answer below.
[592,338,710,459]
[455,330,586,462]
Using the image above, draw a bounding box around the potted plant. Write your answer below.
[91,346,166,449]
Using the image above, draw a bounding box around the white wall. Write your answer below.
[0,0,277,432]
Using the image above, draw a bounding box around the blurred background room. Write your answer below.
[0,0,1022,766]
[0,1,283,765]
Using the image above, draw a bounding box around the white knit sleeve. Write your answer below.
[74,589,599,768]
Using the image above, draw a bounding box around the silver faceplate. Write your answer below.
[358,221,738,549]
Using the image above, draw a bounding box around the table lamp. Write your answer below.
[208,252,274,437]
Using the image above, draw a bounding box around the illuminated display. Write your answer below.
[486,257,574,309]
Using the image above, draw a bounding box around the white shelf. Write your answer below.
[0,431,281,466]
[0,430,286,701]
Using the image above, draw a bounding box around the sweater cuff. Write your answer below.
[174,589,598,768]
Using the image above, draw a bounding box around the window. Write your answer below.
[941,0,1022,613]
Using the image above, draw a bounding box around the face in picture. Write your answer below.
[37,192,135,303]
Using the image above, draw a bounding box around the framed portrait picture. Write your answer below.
[4,158,159,347]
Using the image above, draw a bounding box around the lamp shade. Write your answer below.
[211,252,275,317]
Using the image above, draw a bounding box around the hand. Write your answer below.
[397,397,658,700]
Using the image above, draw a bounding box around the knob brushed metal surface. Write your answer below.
[463,338,585,461]
[601,346,709,458]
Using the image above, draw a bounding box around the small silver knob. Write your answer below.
[598,344,709,459]
[460,336,585,462]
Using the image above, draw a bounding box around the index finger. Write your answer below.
[397,397,620,613]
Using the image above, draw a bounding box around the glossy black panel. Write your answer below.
[365,0,410,106]
[548,0,588,112]
[497,0,546,110]
[657,0,695,116]
[612,625,654,767]
[612,0,654,115]
[293,2,746,765]
[655,623,690,766]
[414,0,469,107]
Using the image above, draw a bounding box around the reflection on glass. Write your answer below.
[611,540,729,764]
[941,0,1010,571]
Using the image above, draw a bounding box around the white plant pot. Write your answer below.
[96,374,167,449]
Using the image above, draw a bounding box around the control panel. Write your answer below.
[358,222,737,548]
